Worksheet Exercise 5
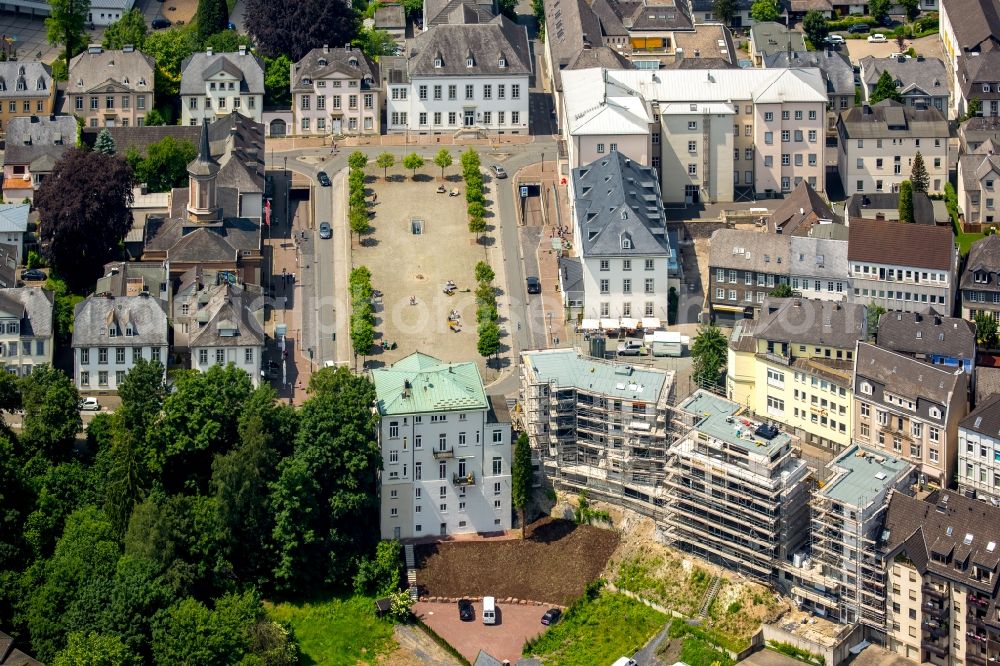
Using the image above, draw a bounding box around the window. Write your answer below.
[795,110,803,120]
[688,121,697,130]
[438,461,446,479]
[782,154,790,166]
[622,279,631,294]
[115,348,125,364]
[782,110,789,120]
[645,278,654,294]
[99,348,108,364]
[764,112,773,121]
[688,164,697,175]
[809,110,817,120]
[596,143,605,154]
[492,457,502,475]
[512,111,520,125]
[483,84,492,99]
[781,130,790,142]
[764,131,774,145]
[511,84,520,99]
[98,371,108,386]
[600,279,609,294]
[645,259,654,271]
[688,141,697,153]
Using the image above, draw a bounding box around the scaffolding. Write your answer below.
[520,352,676,519]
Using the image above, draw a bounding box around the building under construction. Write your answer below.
[664,390,811,581]
[519,348,675,518]
[792,445,914,629]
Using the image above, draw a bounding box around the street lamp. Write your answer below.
[547,312,553,345]
[283,157,289,228]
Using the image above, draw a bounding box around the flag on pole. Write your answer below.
[264,199,271,226]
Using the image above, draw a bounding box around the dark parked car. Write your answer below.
[458,599,474,622]
[847,23,869,33]
[227,21,236,30]
[541,608,562,625]
[526,276,541,294]
[151,17,171,29]
[319,221,332,239]
[20,269,46,281]
[317,171,331,187]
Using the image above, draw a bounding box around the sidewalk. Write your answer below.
[266,132,537,153]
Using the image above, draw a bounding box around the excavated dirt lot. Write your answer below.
[415,518,619,606]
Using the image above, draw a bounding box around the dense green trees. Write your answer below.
[691,324,727,389]
[870,70,902,104]
[0,358,384,662]
[126,137,199,193]
[898,180,914,223]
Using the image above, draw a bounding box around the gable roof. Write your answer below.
[2,115,78,167]
[845,191,947,227]
[838,99,949,139]
[750,22,806,57]
[859,55,948,99]
[541,0,603,90]
[566,45,632,71]
[753,297,866,349]
[855,342,965,406]
[0,61,52,98]
[573,151,671,257]
[187,283,264,349]
[407,15,531,78]
[708,228,791,274]
[847,218,954,270]
[876,309,976,362]
[961,234,1000,289]
[764,49,854,97]
[424,0,495,26]
[71,294,168,348]
[789,234,848,279]
[768,180,839,235]
[0,287,53,339]
[372,352,488,415]
[291,47,379,93]
[67,46,154,94]
[960,393,1000,438]
[942,0,1000,57]
[180,50,265,96]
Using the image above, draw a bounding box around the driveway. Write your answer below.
[414,600,549,664]
[842,33,946,64]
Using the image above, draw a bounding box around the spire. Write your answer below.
[187,120,219,177]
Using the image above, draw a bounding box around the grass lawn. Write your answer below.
[266,596,396,666]
[524,592,666,666]
[957,232,986,256]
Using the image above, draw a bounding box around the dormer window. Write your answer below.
[435,57,443,68]
[929,406,942,419]
[122,77,129,85]
[36,77,45,90]
[125,325,134,337]
[498,56,506,68]
[349,57,358,67]
[139,78,146,86]
[76,78,83,87]
[975,271,988,284]
[303,77,312,85]
[0,78,5,92]
[108,327,118,338]
[466,57,474,67]
[318,58,328,66]
[16,79,25,92]
[17,65,24,76]
[860,381,872,395]
[621,233,632,250]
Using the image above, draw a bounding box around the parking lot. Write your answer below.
[354,169,493,373]
[414,600,549,663]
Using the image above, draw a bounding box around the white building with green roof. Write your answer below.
[372,352,511,540]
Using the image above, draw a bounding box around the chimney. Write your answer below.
[29,115,38,123]
[238,44,247,56]
[207,46,214,56]
[799,207,804,215]
[675,48,684,62]
[123,44,134,52]
[323,43,330,54]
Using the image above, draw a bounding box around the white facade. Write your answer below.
[75,342,167,392]
[0,0,135,24]
[957,397,1000,505]
[191,343,262,386]
[849,259,956,312]
[838,134,949,195]
[385,74,530,134]
[181,48,264,126]
[658,103,735,204]
[378,407,512,539]
[579,255,674,320]
[0,288,53,376]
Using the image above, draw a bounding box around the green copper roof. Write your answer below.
[372,352,488,416]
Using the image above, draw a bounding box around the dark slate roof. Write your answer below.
[960,115,1000,151]
[187,283,264,349]
[81,124,201,155]
[958,51,1000,101]
[876,309,977,363]
[566,45,632,70]
[542,0,604,90]
[559,255,584,295]
[0,61,52,98]
[71,294,168,348]
[424,0,495,26]
[765,50,854,97]
[573,151,671,257]
[709,228,791,273]
[0,287,53,339]
[95,261,169,297]
[855,342,965,406]
[593,0,693,33]
[845,192,945,227]
[768,180,839,235]
[941,0,1000,56]
[960,392,1000,438]
[838,99,949,140]
[291,47,380,93]
[3,115,77,167]
[180,50,264,96]
[753,297,866,349]
[961,234,1000,291]
[847,218,955,270]
[408,15,530,78]
[0,245,16,290]
[883,492,1000,605]
[67,46,154,94]
[859,55,948,100]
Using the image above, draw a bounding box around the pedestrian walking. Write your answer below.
[372,192,378,205]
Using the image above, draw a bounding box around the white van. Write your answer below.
[482,596,497,625]
[611,658,637,666]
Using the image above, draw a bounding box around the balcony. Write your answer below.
[923,584,947,598]
[432,447,454,460]
[452,472,475,486]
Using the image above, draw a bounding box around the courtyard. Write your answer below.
[351,164,502,375]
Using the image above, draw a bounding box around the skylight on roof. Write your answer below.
[988,542,997,552]
[964,533,974,545]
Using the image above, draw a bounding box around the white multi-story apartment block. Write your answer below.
[837,100,949,195]
[847,219,958,313]
[520,348,675,517]
[561,67,827,202]
[290,45,381,136]
[373,353,512,540]
[72,294,168,392]
[180,46,264,126]
[570,151,680,321]
[0,287,53,376]
[382,16,531,135]
[957,394,1000,504]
